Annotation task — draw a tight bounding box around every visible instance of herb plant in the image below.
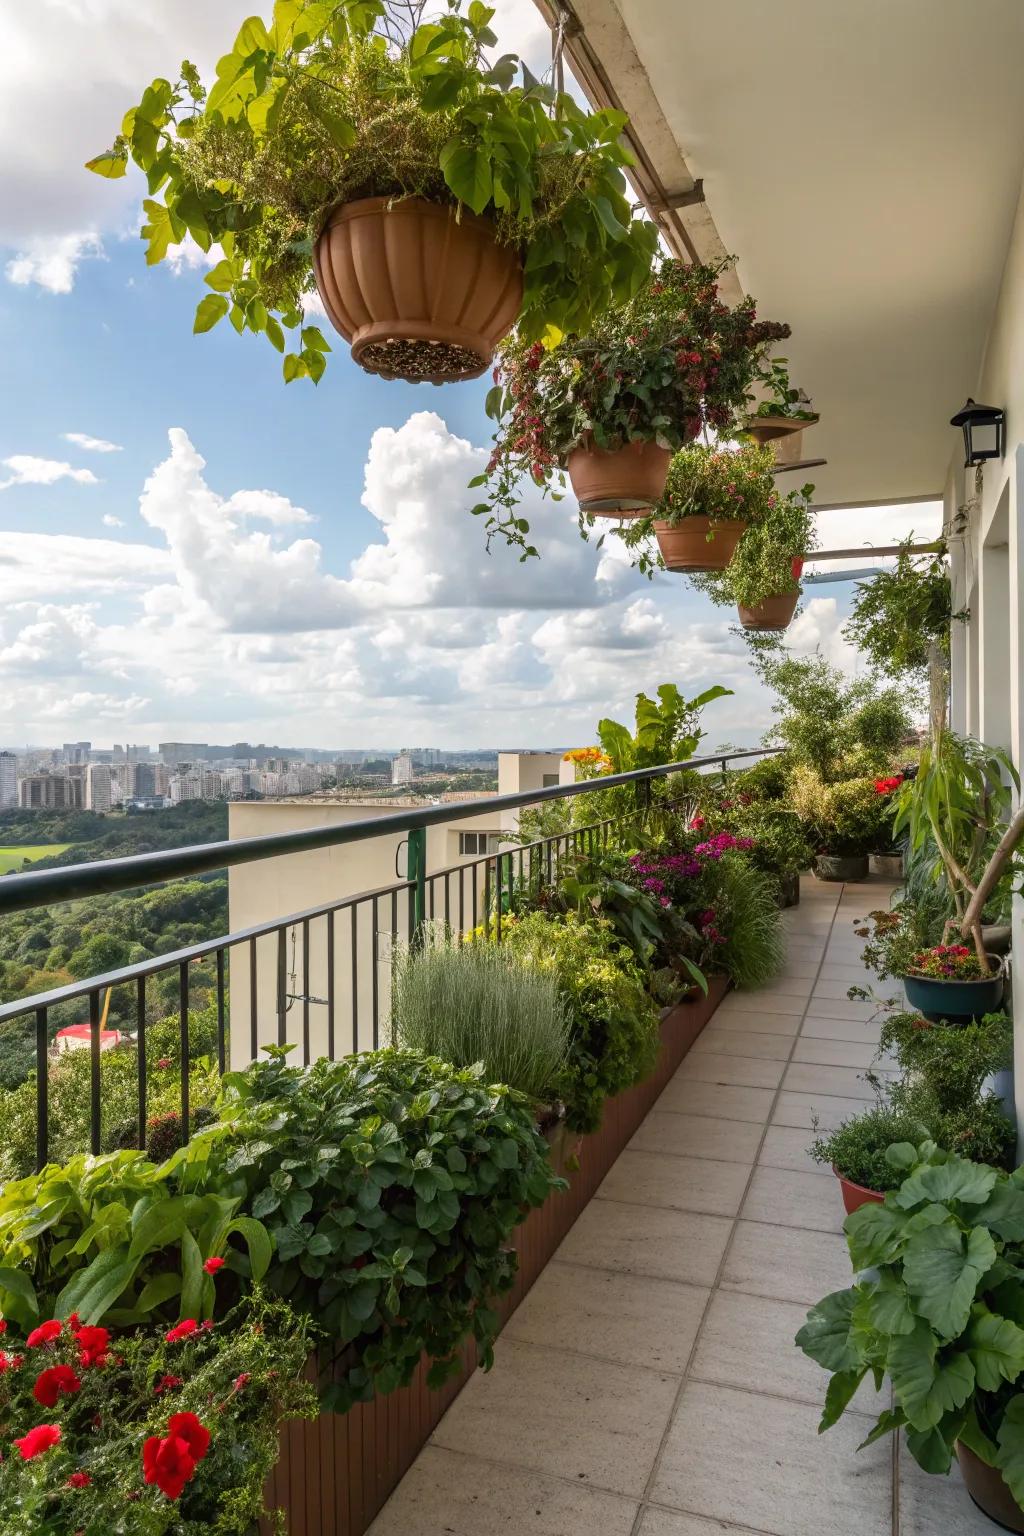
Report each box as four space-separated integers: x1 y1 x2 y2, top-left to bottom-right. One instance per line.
797 1144 1024 1494
810 1105 931 1192
748 356 816 420
687 480 816 610
88 0 658 381
390 930 570 1101
878 1010 1012 1115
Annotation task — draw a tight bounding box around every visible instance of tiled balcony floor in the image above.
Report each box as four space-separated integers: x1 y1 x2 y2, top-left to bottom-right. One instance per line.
368 878 993 1536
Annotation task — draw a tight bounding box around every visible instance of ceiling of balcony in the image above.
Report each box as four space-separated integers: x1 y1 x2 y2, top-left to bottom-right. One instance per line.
545 0 1024 510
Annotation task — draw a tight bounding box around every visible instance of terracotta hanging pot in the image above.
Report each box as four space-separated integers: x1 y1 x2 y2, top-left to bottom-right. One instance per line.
313 196 523 384
567 438 674 516
736 556 804 631
746 414 818 446
655 516 746 571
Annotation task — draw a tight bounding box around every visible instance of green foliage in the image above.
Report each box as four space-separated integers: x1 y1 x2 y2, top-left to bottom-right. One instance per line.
0 1296 316 1535
810 1105 932 1192
755 652 913 778
796 1144 1024 1497
89 1 658 380
0 1147 271 1330
878 1012 1012 1114
690 481 817 611
852 901 940 982
656 440 781 529
204 1048 560 1407
391 930 570 1102
790 766 892 856
597 682 732 772
707 851 786 990
844 541 966 680
748 355 816 420
503 912 660 1133
479 259 788 551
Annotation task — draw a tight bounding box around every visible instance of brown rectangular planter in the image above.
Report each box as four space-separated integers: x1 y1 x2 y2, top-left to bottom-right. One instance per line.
261 979 727 1535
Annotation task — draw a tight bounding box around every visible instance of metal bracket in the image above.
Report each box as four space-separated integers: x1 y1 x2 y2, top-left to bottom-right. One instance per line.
651 180 706 213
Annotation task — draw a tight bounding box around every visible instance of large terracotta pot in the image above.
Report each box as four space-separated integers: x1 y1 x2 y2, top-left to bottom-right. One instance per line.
737 589 800 631
957 1442 1024 1532
313 196 523 384
656 516 746 571
568 439 673 516
833 1168 885 1216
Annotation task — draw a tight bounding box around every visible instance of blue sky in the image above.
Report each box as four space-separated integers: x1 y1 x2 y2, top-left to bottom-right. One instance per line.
0 0 936 753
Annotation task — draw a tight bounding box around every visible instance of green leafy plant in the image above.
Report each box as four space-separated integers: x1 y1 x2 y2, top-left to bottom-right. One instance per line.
0 1295 315 1535
652 440 780 532
878 1010 1012 1116
687 481 816 612
810 1104 931 1192
790 766 892 857
502 912 660 1133
204 1048 560 1408
597 682 733 773
748 355 816 420
477 259 789 551
87 0 658 382
704 849 786 989
0 1151 273 1331
755 652 912 778
797 1144 1024 1494
390 928 570 1101
851 901 938 982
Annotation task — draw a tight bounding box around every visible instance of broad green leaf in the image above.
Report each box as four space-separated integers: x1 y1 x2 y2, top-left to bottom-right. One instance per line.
885 1142 919 1171
592 195 627 242
795 1288 861 1373
960 1403 999 1465
265 316 285 352
225 1216 272 1281
997 1395 1024 1508
234 15 272 53
889 1319 975 1430
906 1419 959 1474
302 346 327 383
56 1246 136 1326
141 199 179 265
85 151 127 179
861 1272 915 1336
973 1179 1024 1241
904 1221 997 1340
137 1272 182 1312
179 1227 205 1320
966 1308 1024 1391
301 325 331 353
0 1266 39 1321
818 1367 866 1432
194 294 230 333
128 1195 208 1262
283 354 308 383
857 1407 907 1450
895 1155 998 1211
204 259 238 294
845 1201 908 1270
439 139 493 215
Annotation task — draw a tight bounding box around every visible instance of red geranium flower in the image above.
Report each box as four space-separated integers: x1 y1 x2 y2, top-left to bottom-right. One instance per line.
14 1424 61 1460
67 1471 91 1489
202 1257 225 1275
167 1412 210 1463
26 1320 62 1348
0 1319 7 1334
165 1319 199 1344
33 1363 82 1408
155 1374 184 1395
75 1325 110 1369
142 1412 210 1501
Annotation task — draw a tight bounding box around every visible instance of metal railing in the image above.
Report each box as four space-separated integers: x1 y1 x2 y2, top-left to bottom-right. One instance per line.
0 748 776 1173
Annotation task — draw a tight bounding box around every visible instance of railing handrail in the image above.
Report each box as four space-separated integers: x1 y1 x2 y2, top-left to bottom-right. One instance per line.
0 747 775 917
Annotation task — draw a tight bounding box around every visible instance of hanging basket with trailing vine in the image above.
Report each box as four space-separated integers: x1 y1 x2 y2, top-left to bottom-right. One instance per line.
87 0 659 386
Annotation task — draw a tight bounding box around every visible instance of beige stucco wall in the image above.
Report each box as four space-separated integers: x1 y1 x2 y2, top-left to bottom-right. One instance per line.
226 754 565 1068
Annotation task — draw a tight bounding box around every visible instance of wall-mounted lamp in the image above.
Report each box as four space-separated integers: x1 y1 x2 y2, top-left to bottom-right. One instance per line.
950 398 1005 467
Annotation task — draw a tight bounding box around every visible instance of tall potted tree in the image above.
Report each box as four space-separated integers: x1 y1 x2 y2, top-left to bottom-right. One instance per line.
87 1 659 385
474 259 790 547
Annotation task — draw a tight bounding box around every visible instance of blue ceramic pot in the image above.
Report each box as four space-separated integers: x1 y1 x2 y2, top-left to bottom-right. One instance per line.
903 970 1005 1025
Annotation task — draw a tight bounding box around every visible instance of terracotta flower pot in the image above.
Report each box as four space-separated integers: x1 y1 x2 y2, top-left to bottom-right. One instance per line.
568 439 674 516
737 589 800 631
655 516 746 571
746 414 816 446
313 196 523 384
833 1168 885 1216
957 1442 1024 1532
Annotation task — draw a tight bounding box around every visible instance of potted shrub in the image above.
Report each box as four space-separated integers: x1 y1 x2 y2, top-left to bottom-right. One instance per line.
790 766 889 881
684 478 816 628
475 260 789 546
650 441 780 572
744 356 819 462
87 3 660 385
809 1104 928 1214
867 771 906 877
797 1143 1024 1533
903 944 1005 1024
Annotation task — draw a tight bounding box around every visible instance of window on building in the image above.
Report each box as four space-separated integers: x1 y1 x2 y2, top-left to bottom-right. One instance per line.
458 832 501 857
541 773 559 787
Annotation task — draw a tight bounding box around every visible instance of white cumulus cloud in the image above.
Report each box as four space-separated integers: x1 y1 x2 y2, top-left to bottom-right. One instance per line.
0 455 100 490
5 231 104 293
65 432 123 453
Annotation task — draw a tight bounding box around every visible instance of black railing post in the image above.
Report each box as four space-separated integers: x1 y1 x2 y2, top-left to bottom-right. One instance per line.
407 827 427 946
35 1007 48 1172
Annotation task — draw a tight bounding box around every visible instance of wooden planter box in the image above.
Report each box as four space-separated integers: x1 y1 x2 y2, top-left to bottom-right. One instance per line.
262 979 727 1535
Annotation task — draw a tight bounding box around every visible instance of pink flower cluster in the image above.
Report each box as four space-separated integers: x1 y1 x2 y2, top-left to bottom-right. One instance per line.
693 833 755 861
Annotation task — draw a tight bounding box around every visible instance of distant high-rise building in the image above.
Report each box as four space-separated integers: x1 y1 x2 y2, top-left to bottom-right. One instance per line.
62 741 91 765
0 751 17 808
159 742 208 768
18 771 71 810
85 763 114 813
391 752 415 786
133 762 158 797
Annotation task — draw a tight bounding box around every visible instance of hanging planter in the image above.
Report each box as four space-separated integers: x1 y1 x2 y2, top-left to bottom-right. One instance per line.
745 359 818 457
87 5 660 390
567 437 685 517
746 415 809 447
313 198 523 384
736 557 804 631
656 516 746 572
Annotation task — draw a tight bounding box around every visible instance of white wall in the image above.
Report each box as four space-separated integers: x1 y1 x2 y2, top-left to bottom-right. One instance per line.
947 166 1024 1141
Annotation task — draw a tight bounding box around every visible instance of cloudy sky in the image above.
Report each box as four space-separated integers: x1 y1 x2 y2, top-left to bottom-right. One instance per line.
0 0 940 752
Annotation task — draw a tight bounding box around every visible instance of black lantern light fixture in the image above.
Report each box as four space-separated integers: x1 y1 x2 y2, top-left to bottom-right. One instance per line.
950 398 1005 467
